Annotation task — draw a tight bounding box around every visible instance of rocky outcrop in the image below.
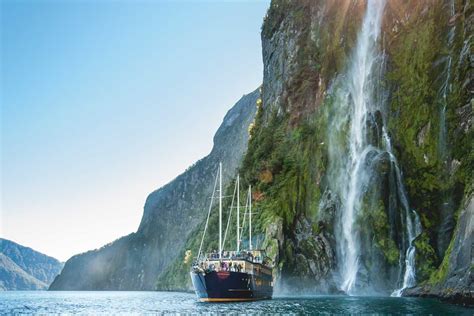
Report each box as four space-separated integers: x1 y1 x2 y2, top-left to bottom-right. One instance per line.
0 239 63 290
396 0 473 305
277 216 338 294
261 0 364 123
404 194 473 305
438 195 473 303
49 88 259 290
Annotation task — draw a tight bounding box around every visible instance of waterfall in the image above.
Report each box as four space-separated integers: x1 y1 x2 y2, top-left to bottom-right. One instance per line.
436 0 457 258
391 211 422 297
388 129 422 296
438 0 456 160
326 0 386 294
342 0 386 294
325 0 421 295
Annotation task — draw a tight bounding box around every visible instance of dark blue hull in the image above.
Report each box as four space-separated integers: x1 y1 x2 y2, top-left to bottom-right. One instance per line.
190 270 273 302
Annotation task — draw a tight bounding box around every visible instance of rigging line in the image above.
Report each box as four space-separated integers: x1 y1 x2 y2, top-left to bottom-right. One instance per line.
208 195 234 199
222 178 237 250
197 168 219 259
239 189 250 246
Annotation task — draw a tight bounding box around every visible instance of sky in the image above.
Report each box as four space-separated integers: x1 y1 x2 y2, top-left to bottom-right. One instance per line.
1 0 269 261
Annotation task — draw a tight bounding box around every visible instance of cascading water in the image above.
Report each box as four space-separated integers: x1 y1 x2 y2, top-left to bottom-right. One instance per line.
325 0 421 295
328 0 387 294
436 0 457 257
386 131 422 297
439 0 456 159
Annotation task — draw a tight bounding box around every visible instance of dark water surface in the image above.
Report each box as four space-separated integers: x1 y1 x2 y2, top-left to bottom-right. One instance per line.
0 291 471 314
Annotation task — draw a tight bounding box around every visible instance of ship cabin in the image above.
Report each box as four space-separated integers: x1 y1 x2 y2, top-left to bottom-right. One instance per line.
195 250 272 277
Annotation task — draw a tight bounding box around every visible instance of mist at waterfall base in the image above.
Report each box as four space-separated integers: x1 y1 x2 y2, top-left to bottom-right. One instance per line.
322 0 421 296
1 292 471 314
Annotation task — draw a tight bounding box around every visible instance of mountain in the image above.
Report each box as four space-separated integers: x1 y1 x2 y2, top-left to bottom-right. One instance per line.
49 88 259 290
159 0 473 304
0 238 63 290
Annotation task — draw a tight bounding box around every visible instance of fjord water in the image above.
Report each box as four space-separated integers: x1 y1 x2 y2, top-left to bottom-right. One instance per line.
0 291 471 314
326 0 420 295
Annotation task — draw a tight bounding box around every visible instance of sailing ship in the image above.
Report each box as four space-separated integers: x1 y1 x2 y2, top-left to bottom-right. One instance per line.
190 163 273 302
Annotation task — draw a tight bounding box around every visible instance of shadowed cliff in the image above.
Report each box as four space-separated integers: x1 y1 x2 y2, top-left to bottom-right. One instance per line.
49 88 259 290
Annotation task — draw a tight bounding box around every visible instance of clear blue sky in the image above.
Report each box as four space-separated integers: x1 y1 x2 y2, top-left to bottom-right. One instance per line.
1 0 269 261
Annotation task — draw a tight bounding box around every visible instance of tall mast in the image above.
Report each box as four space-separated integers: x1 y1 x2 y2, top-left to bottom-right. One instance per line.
236 175 240 252
249 185 252 250
219 162 223 259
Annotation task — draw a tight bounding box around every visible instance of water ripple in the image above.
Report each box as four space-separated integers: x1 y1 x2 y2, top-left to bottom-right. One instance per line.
0 292 471 315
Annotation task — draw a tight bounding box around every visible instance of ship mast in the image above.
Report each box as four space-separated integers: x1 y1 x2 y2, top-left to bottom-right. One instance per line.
219 162 223 259
236 175 240 252
249 184 252 250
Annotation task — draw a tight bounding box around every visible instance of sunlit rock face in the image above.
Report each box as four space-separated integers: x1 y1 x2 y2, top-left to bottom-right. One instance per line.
49 89 258 291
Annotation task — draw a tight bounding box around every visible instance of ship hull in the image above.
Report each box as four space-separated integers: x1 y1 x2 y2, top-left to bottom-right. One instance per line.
190 270 272 302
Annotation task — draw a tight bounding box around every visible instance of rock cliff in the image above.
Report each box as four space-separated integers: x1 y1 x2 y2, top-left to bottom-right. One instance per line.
254 0 472 303
163 0 472 304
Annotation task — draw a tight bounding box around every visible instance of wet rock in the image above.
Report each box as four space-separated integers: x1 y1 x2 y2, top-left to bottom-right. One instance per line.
264 216 283 266
366 110 384 147
317 189 339 231
449 159 461 176
404 195 474 306
278 215 337 294
373 151 391 175
456 103 472 134
417 122 431 146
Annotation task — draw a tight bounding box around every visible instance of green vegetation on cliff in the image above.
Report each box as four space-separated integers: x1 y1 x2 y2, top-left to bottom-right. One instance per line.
157 1 472 297
386 0 473 283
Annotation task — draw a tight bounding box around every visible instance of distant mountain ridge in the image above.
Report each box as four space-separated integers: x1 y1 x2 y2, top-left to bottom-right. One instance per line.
0 238 63 290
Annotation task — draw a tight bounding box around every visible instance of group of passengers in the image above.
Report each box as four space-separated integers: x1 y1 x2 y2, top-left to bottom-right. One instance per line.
208 250 261 263
204 261 244 273
220 261 243 272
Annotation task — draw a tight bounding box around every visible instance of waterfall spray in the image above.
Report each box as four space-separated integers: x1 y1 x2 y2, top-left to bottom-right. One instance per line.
325 0 421 295
335 0 386 294
387 130 422 296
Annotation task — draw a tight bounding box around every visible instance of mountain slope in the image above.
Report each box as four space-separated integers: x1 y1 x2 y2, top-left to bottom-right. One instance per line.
0 254 47 290
0 239 63 290
49 88 259 290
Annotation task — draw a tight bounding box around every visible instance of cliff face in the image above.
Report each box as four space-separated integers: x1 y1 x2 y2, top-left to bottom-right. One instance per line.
0 239 63 290
49 89 258 290
160 0 472 301
242 0 472 302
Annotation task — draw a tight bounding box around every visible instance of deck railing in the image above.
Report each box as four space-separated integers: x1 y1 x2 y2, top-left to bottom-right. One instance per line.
199 250 268 264
192 249 273 275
